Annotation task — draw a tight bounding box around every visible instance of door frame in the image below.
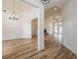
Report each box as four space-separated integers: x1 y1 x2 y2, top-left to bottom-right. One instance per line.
23 0 44 50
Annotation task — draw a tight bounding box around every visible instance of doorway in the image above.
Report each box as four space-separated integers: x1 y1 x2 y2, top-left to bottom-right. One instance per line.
32 18 38 38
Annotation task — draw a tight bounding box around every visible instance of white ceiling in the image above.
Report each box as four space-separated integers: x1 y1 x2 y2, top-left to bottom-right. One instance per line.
3 0 69 12
43 0 69 10
2 0 37 12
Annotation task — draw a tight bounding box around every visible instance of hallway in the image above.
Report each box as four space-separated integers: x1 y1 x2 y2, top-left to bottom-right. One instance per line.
3 35 76 59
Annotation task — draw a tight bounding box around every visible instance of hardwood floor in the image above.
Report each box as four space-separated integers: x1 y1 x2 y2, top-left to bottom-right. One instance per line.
2 35 77 59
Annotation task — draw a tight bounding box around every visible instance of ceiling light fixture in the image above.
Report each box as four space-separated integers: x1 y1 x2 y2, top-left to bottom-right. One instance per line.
9 0 18 20
54 7 57 10
41 0 50 5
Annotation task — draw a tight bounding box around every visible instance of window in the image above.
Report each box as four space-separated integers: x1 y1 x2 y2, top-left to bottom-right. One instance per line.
59 26 62 33
54 22 58 33
59 22 62 25
53 21 63 43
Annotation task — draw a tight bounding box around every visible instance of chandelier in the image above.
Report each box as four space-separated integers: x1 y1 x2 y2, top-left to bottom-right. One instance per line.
9 0 18 20
49 15 63 22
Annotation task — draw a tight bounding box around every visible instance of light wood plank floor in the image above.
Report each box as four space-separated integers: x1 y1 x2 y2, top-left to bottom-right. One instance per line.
2 35 77 59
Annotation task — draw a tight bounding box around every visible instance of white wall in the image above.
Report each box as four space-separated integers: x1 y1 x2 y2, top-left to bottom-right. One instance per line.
2 0 23 40
22 2 38 38
2 12 23 40
2 0 37 40
62 0 77 54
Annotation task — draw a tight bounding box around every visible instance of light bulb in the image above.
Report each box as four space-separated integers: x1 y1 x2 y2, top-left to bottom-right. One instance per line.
54 7 57 10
